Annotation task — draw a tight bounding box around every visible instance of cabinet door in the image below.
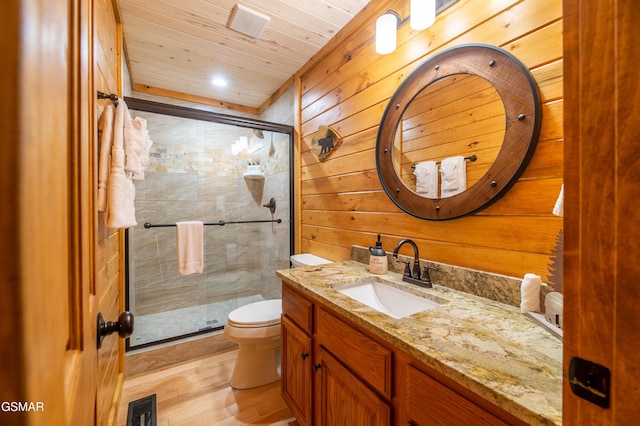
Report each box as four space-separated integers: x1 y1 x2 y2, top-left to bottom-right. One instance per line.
316 347 391 426
282 315 313 426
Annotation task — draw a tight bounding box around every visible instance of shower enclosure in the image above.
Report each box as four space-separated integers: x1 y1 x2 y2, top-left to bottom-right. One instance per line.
124 98 292 349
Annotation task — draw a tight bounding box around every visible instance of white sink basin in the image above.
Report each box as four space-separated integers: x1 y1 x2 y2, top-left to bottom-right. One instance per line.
337 281 441 319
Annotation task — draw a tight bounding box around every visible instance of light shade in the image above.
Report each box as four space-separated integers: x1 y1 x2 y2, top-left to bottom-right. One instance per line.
375 13 398 54
410 0 436 30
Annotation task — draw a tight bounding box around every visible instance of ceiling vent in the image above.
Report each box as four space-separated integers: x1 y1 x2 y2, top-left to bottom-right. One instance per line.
227 4 271 39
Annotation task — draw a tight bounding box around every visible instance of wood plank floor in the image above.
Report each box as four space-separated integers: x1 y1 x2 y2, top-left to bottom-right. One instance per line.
116 348 299 425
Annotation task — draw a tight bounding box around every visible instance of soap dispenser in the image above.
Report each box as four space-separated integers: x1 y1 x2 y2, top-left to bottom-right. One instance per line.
369 234 388 274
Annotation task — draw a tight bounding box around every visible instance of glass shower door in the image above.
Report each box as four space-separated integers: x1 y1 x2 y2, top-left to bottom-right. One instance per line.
124 102 292 350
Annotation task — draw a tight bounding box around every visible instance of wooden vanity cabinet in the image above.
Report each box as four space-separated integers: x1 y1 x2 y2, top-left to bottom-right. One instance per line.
281 280 527 426
282 283 392 426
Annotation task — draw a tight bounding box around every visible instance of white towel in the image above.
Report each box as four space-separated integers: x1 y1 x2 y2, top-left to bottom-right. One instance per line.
413 161 438 197
105 100 137 228
552 184 564 217
97 103 115 212
105 158 137 228
124 110 153 180
520 273 542 313
176 221 204 275
440 156 467 198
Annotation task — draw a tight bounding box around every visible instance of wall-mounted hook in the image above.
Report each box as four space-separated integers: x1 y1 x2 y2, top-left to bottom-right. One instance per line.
97 91 119 104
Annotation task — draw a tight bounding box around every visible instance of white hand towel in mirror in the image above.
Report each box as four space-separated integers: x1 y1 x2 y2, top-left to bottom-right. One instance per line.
413 161 438 198
176 221 204 275
440 156 467 198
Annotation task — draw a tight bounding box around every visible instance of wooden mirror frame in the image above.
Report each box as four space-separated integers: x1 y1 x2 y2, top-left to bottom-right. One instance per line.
376 44 542 220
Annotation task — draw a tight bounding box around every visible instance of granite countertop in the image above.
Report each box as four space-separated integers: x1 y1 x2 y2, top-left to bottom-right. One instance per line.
276 260 562 426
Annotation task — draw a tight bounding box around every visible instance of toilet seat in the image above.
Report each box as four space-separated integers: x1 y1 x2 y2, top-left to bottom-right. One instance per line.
227 299 281 328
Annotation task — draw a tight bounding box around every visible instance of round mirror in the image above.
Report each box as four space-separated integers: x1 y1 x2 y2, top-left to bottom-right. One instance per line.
376 44 541 220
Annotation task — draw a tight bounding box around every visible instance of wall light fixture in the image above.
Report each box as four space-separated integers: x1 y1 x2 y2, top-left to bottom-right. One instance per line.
411 0 436 30
375 0 457 54
375 12 399 55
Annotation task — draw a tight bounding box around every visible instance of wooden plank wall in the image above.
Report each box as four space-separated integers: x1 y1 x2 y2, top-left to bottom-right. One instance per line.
94 0 124 424
298 0 563 280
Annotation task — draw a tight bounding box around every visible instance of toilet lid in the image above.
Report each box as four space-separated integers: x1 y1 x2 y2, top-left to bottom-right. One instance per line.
227 299 282 328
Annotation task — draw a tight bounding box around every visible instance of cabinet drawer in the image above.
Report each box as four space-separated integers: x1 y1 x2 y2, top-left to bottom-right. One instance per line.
282 283 314 334
406 365 507 426
317 308 392 398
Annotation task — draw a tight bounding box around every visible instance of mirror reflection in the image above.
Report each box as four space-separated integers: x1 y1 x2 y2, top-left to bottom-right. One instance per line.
393 74 506 198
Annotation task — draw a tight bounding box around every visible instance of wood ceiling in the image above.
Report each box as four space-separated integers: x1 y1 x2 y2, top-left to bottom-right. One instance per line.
119 0 373 112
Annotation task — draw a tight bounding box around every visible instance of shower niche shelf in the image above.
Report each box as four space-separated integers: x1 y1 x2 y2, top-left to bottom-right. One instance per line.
243 164 264 179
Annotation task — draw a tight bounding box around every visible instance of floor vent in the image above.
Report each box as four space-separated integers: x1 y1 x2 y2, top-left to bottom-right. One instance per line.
126 394 157 426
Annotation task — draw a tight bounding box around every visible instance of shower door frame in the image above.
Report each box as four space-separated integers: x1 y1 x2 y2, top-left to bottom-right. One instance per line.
123 97 294 351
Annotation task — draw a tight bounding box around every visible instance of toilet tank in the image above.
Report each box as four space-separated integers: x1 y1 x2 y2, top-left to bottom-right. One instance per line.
290 253 332 268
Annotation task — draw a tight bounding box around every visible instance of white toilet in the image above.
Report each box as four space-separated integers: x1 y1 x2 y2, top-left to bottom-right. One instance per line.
224 299 282 389
224 254 331 389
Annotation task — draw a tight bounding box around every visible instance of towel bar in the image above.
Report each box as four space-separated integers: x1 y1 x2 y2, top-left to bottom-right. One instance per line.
144 219 282 228
411 154 477 169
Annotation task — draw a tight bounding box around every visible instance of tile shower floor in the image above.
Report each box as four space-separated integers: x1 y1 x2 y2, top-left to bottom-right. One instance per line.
130 295 265 347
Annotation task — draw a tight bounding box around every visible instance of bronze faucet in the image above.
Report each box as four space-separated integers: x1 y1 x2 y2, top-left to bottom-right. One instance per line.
392 239 438 288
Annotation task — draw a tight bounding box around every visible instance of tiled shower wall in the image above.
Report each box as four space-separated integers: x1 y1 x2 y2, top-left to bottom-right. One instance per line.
127 111 291 318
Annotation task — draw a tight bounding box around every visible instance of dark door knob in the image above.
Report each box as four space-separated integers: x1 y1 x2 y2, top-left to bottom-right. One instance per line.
97 311 134 349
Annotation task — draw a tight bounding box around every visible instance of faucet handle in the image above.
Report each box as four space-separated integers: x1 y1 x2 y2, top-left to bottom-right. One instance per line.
402 261 412 277
422 264 439 284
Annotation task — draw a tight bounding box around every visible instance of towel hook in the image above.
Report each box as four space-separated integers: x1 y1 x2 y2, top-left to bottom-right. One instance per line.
97 91 119 104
